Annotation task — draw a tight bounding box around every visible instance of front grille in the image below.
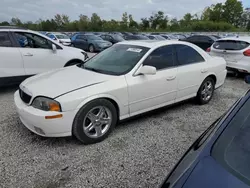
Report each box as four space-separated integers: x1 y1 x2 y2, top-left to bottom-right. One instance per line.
19 89 32 104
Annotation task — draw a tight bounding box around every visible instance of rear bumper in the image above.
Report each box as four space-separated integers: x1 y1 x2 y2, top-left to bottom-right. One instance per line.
227 60 250 73
215 69 227 89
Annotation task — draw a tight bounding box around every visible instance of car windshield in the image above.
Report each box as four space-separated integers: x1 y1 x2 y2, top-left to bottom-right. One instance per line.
136 35 149 40
55 34 69 39
82 44 149 75
86 35 103 40
212 97 250 186
113 35 124 41
155 35 166 40
213 40 249 50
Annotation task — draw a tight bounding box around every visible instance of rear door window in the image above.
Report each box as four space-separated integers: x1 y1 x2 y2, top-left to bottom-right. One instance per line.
213 40 249 50
174 44 205 65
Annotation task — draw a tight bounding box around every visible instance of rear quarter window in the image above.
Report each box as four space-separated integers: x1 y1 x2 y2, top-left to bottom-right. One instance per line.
213 40 250 50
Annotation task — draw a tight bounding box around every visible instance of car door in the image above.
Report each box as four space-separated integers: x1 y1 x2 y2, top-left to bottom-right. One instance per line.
126 45 178 116
0 31 25 82
13 31 64 75
174 44 206 102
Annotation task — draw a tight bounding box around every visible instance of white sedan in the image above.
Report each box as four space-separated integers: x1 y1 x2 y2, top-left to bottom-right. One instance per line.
14 40 227 144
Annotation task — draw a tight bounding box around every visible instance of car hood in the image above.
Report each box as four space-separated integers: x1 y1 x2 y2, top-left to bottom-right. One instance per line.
20 66 116 98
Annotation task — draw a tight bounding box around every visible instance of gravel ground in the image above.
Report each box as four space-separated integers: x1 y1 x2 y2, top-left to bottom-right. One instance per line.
0 76 249 188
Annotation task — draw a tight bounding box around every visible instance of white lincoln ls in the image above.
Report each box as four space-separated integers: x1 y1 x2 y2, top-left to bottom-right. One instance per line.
14 40 227 144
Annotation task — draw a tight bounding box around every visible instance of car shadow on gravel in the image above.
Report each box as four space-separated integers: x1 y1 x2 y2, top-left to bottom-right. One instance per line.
0 85 19 94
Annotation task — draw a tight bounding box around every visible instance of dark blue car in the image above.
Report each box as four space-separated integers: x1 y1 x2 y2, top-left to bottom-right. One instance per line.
160 77 250 188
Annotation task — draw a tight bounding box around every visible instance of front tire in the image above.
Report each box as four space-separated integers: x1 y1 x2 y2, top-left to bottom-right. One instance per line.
196 77 215 105
72 99 117 144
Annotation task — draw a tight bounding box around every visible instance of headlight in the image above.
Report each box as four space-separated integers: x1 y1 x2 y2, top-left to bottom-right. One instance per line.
32 97 61 112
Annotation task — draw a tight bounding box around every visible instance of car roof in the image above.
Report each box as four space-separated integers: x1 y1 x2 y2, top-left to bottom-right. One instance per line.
216 37 250 43
118 40 190 48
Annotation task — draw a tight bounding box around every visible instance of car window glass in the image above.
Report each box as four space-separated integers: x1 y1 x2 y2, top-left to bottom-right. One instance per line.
15 32 52 49
143 45 175 70
175 44 205 65
187 36 198 41
213 40 250 50
0 32 12 47
83 44 149 75
212 98 250 186
148 36 155 40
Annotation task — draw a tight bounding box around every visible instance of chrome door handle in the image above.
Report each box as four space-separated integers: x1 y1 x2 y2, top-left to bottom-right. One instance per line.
201 69 207 73
24 53 33 56
166 76 176 81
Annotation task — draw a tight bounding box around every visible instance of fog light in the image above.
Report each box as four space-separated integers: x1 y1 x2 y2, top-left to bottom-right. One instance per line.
34 126 45 135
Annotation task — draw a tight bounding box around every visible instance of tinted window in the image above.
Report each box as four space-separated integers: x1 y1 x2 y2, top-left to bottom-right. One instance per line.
85 35 102 40
76 35 86 40
187 36 199 41
0 32 12 47
175 44 205 65
212 98 250 186
148 36 155 40
213 40 249 50
15 32 52 49
143 45 175 70
83 44 149 75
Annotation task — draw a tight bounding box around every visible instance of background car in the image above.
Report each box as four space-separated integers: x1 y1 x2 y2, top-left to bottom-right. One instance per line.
46 32 72 46
0 27 88 87
123 34 149 40
99 34 125 44
160 76 250 188
208 37 250 74
14 40 226 144
71 34 112 52
161 34 179 40
180 35 218 51
147 35 166 40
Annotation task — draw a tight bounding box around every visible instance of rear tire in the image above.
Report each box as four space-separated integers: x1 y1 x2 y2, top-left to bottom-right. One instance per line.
196 77 215 105
72 99 117 144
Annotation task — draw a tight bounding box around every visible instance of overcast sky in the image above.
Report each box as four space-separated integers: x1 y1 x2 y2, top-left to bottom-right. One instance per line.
0 0 249 22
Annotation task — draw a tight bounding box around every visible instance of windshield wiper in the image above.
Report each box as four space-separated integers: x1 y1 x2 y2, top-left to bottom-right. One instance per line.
84 66 105 74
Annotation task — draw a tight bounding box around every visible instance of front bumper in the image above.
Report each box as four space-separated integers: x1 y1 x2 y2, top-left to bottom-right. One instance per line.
14 91 76 137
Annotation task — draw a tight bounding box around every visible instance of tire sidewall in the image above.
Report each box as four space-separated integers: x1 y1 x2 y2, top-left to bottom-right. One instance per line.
73 99 117 144
197 77 215 105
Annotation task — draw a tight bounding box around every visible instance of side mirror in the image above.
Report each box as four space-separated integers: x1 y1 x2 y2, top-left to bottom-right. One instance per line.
137 65 156 75
245 75 250 84
52 44 57 52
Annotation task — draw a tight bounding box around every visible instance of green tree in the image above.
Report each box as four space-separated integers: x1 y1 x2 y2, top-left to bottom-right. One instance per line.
128 14 138 29
222 0 243 27
247 20 250 31
11 17 22 26
140 18 150 30
78 14 89 31
121 12 128 30
90 13 102 31
149 11 168 30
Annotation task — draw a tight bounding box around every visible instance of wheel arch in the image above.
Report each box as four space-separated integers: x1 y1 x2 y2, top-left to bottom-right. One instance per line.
76 94 123 121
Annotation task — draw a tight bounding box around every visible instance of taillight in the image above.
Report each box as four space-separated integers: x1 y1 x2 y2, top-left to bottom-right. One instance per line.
206 47 211 52
243 49 250 56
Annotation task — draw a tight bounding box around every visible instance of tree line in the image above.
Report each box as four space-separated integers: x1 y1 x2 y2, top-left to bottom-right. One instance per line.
1 0 250 32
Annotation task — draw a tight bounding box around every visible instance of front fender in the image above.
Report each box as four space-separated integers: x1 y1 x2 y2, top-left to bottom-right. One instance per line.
75 94 129 120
